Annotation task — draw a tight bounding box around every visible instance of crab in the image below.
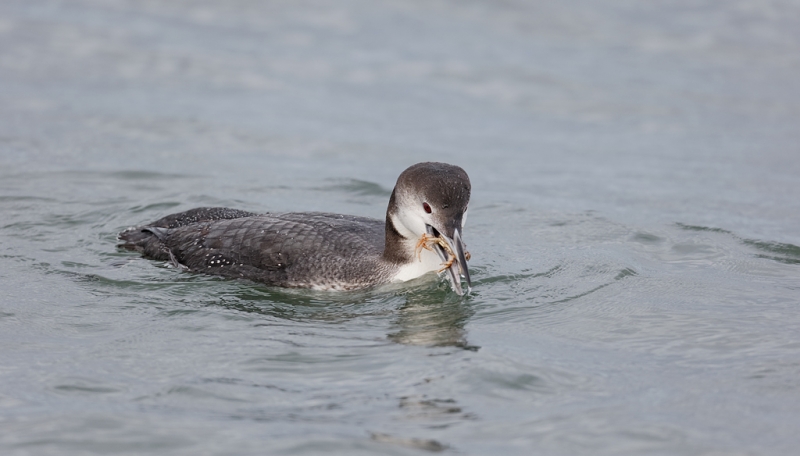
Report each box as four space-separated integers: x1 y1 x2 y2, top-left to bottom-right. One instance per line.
415 233 471 272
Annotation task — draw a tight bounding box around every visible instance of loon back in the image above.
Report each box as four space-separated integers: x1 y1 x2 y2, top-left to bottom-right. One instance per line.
119 208 394 290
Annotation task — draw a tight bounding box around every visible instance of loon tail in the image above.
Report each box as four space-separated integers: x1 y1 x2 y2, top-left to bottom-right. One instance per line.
117 226 172 261
118 207 256 260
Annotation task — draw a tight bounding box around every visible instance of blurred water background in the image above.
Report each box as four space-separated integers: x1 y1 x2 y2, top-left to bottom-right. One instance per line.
1 0 799 454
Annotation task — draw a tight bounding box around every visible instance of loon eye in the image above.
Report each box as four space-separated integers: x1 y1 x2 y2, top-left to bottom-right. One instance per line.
422 202 432 213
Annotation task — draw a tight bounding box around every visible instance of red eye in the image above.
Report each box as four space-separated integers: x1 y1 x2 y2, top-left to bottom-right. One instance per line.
422 202 432 213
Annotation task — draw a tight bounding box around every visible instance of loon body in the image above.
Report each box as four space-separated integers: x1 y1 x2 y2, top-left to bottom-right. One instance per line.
118 162 472 294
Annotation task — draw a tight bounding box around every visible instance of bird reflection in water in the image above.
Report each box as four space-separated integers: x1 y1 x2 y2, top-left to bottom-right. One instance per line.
388 289 477 350
196 281 477 350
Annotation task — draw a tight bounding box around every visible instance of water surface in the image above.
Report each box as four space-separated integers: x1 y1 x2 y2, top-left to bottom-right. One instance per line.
1 1 799 455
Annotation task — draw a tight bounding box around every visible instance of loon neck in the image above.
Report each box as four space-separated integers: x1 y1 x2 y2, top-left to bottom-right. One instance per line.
382 190 415 265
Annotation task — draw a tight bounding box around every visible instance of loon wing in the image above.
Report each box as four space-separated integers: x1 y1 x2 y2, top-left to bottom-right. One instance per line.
120 210 386 288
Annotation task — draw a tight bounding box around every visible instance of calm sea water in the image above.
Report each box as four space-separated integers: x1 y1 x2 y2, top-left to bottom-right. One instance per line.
2 1 799 455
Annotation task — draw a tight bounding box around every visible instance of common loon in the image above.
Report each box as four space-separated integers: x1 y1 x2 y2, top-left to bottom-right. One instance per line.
118 162 472 295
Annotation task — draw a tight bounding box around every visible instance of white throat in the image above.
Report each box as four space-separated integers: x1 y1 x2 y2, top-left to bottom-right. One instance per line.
391 243 443 282
388 213 446 282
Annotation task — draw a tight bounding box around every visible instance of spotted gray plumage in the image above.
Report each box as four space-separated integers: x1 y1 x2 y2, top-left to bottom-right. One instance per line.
118 162 472 294
120 211 394 289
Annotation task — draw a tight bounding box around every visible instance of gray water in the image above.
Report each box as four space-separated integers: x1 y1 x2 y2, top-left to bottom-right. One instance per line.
2 1 799 454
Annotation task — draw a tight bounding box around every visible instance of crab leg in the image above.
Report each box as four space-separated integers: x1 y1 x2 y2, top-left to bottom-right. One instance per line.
416 233 470 270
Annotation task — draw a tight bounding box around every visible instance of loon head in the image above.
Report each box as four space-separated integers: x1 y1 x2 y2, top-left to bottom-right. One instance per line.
386 162 472 295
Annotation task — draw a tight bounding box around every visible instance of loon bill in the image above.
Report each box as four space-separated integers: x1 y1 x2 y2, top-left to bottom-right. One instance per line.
118 162 472 295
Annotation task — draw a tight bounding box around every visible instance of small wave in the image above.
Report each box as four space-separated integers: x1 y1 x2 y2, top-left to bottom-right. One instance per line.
743 239 800 265
677 222 800 266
